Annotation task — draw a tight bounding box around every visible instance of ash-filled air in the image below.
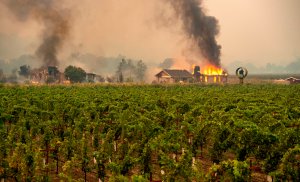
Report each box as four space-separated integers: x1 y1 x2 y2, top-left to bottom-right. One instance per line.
165 0 222 67
0 0 223 77
1 0 71 67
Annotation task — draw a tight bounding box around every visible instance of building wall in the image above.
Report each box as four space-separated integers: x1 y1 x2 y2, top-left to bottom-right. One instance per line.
157 77 174 83
157 76 193 83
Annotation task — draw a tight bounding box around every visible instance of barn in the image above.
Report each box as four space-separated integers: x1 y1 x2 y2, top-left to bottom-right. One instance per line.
285 77 300 84
155 69 193 83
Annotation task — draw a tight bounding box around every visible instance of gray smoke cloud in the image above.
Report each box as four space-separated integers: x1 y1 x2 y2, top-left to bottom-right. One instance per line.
1 0 71 67
166 0 222 67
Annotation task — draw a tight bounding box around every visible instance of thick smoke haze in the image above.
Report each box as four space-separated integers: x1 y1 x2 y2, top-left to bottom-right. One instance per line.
0 0 203 68
1 0 71 67
0 0 299 77
205 0 300 68
165 0 221 67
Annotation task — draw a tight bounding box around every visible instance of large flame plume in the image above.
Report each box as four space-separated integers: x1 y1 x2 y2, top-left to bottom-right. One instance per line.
202 64 223 75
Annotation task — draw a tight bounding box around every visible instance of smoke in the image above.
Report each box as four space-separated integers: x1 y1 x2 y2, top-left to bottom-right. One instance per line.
0 0 222 78
1 0 71 67
165 0 222 67
65 53 123 76
0 54 40 74
159 58 175 69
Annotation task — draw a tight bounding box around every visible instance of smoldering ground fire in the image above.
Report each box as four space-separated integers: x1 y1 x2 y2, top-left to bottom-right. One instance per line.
1 0 71 67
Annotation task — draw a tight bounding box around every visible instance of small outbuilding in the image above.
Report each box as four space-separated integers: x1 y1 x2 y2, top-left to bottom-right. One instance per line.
285 77 300 84
86 73 96 82
155 69 193 83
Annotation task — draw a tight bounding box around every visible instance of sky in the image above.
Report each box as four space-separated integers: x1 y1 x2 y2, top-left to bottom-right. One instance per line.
205 0 300 67
0 0 299 70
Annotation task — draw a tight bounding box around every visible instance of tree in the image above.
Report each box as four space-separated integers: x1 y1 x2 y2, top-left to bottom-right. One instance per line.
64 65 86 83
116 58 147 82
116 59 136 82
0 69 5 83
19 65 31 78
119 72 124 83
286 59 300 73
135 60 147 82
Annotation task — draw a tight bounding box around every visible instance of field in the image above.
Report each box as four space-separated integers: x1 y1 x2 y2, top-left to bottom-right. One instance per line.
227 74 300 84
0 84 299 181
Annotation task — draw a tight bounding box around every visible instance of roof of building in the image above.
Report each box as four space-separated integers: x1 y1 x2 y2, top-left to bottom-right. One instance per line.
285 77 299 81
156 69 193 78
86 73 96 76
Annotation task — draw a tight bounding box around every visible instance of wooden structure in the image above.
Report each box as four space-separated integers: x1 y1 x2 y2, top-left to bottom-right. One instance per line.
155 69 193 83
193 66 228 84
286 77 300 84
202 74 228 83
86 73 96 82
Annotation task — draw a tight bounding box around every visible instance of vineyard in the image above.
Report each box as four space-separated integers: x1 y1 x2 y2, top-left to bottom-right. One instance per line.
0 84 299 181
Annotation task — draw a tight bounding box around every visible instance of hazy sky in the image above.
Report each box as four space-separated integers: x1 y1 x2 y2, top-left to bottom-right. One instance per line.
0 0 299 68
205 0 300 66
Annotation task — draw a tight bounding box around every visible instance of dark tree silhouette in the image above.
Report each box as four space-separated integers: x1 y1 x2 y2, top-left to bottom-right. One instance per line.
64 65 86 83
19 65 31 78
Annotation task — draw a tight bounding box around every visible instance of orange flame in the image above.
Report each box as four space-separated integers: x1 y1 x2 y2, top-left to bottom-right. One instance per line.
202 64 223 75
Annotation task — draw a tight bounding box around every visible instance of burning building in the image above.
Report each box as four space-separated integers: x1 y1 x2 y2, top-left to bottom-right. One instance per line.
30 66 66 84
155 64 227 84
193 65 228 84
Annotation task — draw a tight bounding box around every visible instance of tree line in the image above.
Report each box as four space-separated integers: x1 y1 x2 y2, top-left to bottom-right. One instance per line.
0 58 147 84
